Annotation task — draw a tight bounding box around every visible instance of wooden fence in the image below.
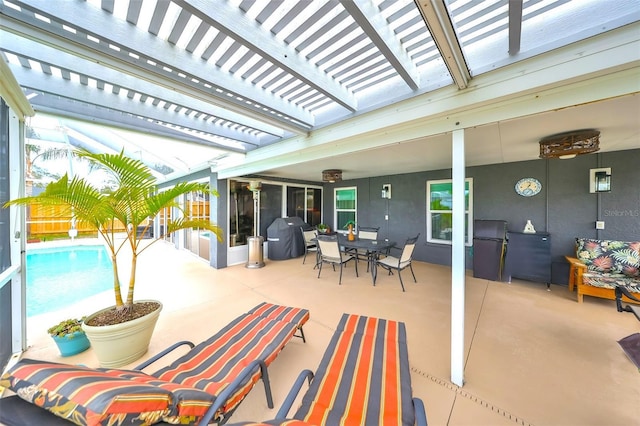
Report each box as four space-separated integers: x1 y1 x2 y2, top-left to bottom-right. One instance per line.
26 204 126 240
26 202 208 240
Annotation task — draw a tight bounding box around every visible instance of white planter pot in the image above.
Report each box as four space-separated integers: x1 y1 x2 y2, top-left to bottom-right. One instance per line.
82 300 162 368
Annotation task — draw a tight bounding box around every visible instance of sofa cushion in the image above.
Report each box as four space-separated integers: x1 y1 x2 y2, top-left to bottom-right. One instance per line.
0 359 171 426
582 272 640 293
576 238 640 277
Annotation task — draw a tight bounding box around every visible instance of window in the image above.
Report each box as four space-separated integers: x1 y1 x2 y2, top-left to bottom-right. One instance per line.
427 179 473 245
229 180 322 249
286 186 322 226
259 183 283 238
229 180 256 247
334 187 356 232
184 188 210 260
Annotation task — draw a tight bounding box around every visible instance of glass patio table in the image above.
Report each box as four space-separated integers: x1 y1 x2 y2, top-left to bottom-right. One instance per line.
337 234 396 284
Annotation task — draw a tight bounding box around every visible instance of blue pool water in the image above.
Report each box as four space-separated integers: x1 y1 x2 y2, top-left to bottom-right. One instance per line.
26 245 113 317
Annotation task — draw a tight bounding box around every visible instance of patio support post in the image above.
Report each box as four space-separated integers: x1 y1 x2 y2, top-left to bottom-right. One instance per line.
451 128 466 386
209 174 227 269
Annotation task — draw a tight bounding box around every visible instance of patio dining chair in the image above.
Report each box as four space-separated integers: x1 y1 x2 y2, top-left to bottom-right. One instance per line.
316 235 358 285
375 234 420 291
354 226 379 271
300 227 318 266
614 285 640 370
615 285 640 322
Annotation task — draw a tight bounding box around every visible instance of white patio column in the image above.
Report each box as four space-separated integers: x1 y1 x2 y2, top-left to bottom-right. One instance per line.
451 128 466 386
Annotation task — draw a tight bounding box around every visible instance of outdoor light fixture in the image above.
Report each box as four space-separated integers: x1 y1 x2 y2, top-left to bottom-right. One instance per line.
590 168 612 193
539 129 600 159
382 183 391 199
322 169 342 183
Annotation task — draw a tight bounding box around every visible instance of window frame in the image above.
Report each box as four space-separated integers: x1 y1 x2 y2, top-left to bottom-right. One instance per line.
333 186 357 233
426 178 473 246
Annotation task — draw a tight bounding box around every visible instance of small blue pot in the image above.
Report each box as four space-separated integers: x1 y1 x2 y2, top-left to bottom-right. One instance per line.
52 331 91 357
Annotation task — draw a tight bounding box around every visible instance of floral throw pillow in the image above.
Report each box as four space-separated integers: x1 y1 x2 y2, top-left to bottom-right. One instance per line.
576 238 640 277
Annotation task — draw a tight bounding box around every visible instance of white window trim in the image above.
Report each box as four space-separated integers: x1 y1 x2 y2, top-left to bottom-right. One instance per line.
334 186 357 233
426 178 473 246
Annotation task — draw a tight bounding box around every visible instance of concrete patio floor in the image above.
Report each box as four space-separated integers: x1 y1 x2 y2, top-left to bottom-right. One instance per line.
17 241 640 425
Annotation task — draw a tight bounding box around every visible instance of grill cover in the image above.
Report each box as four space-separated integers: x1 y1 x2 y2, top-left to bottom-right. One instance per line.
266 217 308 260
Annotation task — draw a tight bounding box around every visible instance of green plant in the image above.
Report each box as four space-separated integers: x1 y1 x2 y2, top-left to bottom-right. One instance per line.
317 223 328 232
343 220 356 230
5 149 223 317
48 318 85 339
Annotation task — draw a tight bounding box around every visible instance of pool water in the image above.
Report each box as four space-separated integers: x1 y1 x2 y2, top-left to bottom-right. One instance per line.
26 245 113 317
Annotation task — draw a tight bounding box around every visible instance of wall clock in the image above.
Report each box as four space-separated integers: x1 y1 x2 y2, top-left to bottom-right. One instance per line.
515 178 542 197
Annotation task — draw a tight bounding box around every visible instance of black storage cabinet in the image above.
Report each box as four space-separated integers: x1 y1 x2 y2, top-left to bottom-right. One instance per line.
472 220 508 281
266 217 307 260
503 231 551 286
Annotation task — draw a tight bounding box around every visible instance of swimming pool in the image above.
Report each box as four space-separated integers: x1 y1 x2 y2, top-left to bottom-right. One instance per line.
26 245 113 317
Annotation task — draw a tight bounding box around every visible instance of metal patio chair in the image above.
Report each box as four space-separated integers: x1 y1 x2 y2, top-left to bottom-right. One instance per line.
375 234 420 291
316 235 358 285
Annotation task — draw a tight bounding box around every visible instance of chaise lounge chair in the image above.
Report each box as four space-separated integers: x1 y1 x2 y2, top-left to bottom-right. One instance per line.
0 302 309 426
228 313 428 426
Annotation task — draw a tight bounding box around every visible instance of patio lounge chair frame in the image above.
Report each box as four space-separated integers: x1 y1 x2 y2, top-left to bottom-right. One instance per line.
230 313 428 426
134 341 275 424
0 303 309 426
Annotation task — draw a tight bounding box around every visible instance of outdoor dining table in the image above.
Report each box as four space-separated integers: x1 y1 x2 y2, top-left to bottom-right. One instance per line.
337 234 396 284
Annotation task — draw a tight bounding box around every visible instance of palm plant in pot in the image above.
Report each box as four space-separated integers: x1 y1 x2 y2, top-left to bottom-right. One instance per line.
5 149 223 367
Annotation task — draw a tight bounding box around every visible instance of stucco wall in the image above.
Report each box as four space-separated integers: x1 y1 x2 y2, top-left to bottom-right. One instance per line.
322 148 640 286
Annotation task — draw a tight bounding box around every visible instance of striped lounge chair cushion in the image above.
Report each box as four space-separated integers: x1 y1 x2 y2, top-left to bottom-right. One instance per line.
152 312 300 420
100 369 214 424
0 359 172 426
248 302 310 328
293 314 415 426
228 422 313 426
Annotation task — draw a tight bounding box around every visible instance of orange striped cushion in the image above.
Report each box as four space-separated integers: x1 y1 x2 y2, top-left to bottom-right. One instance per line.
100 369 214 424
229 422 314 425
1 359 170 426
248 303 310 327
154 313 298 418
294 314 414 426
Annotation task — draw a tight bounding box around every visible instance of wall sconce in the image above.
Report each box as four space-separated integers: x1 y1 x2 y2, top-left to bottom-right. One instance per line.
382 183 391 199
589 168 611 193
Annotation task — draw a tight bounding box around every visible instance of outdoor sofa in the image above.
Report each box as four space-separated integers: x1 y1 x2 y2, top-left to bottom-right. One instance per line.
566 238 640 303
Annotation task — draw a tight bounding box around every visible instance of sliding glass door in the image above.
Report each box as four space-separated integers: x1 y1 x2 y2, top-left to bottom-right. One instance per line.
286 186 321 226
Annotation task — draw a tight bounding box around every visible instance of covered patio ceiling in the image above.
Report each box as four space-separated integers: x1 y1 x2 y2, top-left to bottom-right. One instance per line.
1 0 639 182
